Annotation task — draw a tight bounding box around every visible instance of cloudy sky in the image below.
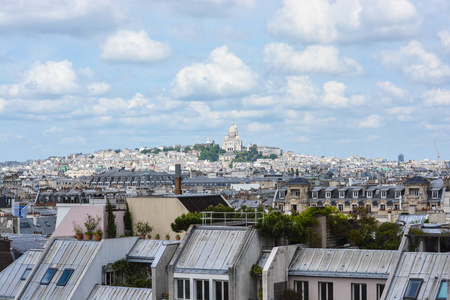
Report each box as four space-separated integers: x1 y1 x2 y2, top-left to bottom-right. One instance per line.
1 0 450 162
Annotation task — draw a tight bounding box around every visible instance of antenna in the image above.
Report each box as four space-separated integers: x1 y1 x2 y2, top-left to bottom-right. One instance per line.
435 139 440 164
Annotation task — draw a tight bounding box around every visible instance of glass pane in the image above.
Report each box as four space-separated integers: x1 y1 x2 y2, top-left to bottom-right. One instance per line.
21 268 31 280
437 281 447 299
224 282 228 300
329 283 333 300
362 284 366 300
204 281 209 300
196 280 203 300
178 280 184 298
405 280 421 298
216 282 222 300
57 269 73 286
41 268 56 284
185 280 190 299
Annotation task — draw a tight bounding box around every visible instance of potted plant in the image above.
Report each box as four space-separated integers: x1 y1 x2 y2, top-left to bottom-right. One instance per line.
165 234 170 240
94 229 103 241
135 221 153 239
147 234 152 239
155 233 160 240
175 234 181 241
73 221 83 240
84 214 101 241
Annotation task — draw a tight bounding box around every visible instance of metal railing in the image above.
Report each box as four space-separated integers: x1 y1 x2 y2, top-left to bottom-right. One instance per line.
201 211 264 227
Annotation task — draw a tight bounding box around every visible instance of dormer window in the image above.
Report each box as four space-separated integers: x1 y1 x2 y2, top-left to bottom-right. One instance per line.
395 191 401 198
433 191 439 199
381 191 387 198
410 188 419 196
367 191 372 198
312 192 318 199
339 191 345 198
353 191 358 198
279 191 285 199
325 192 331 198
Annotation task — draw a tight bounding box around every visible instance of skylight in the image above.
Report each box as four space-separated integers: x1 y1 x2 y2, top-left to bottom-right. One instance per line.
40 268 57 285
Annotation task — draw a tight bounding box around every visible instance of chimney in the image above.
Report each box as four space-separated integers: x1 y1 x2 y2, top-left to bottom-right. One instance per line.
175 164 182 195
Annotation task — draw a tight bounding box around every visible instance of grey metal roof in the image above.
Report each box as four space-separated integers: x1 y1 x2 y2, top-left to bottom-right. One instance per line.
1 234 48 255
0 249 42 299
397 214 427 225
384 252 450 300
20 240 102 300
127 240 174 263
174 226 248 274
87 285 152 300
288 248 396 279
20 217 56 236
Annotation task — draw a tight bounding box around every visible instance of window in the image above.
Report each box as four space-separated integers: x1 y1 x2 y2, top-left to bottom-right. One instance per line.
339 191 345 198
365 205 371 212
367 191 372 198
352 283 367 300
410 189 419 196
381 191 387 198
433 191 439 199
177 279 190 299
278 205 284 212
395 191 401 198
294 281 309 300
353 191 359 198
292 189 300 197
21 268 32 280
326 192 331 198
279 191 285 199
291 205 298 212
436 280 447 300
57 269 74 286
380 204 386 211
404 279 422 299
338 204 343 212
394 205 399 211
40 268 57 285
377 284 385 300
312 192 318 199
195 280 209 300
352 204 357 212
318 282 333 300
215 281 228 300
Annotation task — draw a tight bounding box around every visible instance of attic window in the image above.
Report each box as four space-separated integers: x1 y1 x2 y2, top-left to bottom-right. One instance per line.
21 268 32 280
339 191 345 198
436 280 447 300
325 192 331 198
404 279 422 299
433 191 439 199
381 191 387 198
40 268 57 285
57 269 74 286
367 191 373 198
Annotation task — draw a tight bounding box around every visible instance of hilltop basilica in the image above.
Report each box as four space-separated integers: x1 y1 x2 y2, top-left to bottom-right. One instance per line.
222 122 243 152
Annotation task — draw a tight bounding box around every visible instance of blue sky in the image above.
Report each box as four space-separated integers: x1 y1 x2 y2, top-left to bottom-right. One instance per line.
1 0 450 162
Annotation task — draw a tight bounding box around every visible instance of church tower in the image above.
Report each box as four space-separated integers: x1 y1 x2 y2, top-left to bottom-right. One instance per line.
222 122 243 152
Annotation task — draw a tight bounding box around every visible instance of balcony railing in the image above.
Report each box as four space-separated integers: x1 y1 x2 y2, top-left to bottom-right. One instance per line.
201 211 265 227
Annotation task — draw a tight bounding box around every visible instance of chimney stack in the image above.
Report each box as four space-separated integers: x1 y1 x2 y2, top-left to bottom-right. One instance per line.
175 164 182 195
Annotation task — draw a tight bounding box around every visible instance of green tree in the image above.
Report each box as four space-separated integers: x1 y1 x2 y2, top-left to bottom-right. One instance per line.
171 212 202 233
124 201 133 236
106 199 117 238
375 222 403 250
348 207 378 248
257 212 304 245
268 154 278 160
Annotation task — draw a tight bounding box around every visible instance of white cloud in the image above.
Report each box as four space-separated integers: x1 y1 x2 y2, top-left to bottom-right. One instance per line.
263 43 363 75
242 95 277 107
0 60 79 97
386 106 415 115
377 41 450 83
376 81 406 98
323 81 366 108
358 115 381 128
87 82 111 96
101 30 173 63
267 0 418 43
43 126 64 135
247 122 272 132
423 88 450 106
438 30 450 50
171 46 257 99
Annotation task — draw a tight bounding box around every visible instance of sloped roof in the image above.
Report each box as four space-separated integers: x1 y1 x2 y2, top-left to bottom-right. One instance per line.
286 178 310 186
87 285 152 300
1 234 48 255
403 176 429 185
175 195 229 213
174 226 249 274
289 248 396 279
127 240 176 263
0 249 42 299
384 252 450 299
19 240 102 300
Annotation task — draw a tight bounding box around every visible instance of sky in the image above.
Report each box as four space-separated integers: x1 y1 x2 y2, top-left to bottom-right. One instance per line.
1 0 450 162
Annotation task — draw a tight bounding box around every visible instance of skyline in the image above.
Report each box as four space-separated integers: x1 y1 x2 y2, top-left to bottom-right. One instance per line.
1 0 450 162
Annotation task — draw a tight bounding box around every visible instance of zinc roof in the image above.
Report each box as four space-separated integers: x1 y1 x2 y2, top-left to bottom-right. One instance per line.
127 240 173 262
384 252 450 299
20 240 102 300
87 285 152 300
174 226 248 274
289 248 396 279
0 249 42 299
